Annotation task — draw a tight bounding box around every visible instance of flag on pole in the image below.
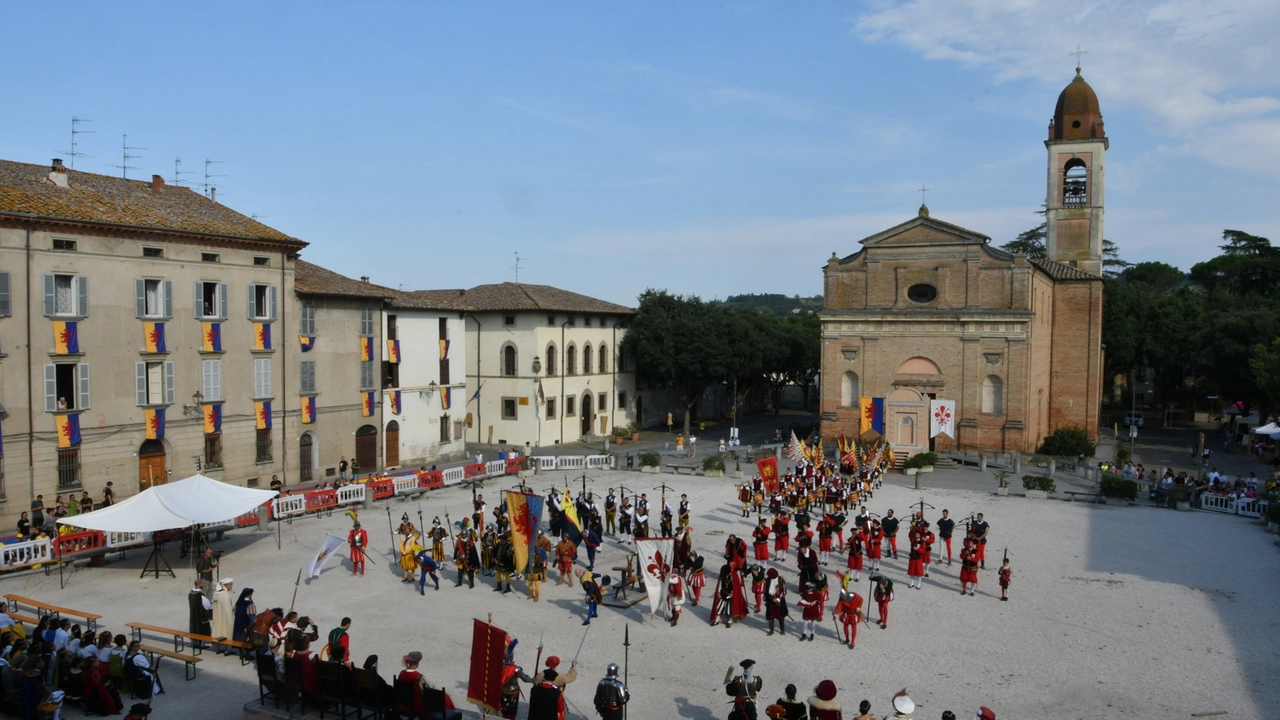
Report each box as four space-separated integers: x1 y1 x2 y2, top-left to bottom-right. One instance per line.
506 491 544 574
144 322 166 353
756 456 779 493
203 404 222 434
930 399 956 438
145 407 165 440
467 383 482 405
301 396 317 424
635 536 675 615
56 413 81 448
254 322 272 351
255 401 272 430
386 339 401 364
360 336 374 362
388 389 401 415
536 381 546 407
53 321 79 354
466 618 506 715
202 322 222 352
307 534 348 578
560 487 582 546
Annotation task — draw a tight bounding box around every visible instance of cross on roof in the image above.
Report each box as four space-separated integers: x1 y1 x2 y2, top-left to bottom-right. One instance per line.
919 184 929 205
1070 45 1088 72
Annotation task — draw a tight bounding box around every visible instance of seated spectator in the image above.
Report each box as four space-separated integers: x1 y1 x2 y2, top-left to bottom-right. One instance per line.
83 655 122 715
397 651 456 714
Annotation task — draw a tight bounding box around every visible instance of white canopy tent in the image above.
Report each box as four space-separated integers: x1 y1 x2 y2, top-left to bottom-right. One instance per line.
1253 422 1280 437
58 473 278 533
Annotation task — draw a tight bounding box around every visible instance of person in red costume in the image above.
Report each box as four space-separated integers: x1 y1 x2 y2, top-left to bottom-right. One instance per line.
833 588 864 649
772 511 791 562
752 519 771 561
796 580 824 642
807 679 843 720
872 575 894 629
710 563 749 628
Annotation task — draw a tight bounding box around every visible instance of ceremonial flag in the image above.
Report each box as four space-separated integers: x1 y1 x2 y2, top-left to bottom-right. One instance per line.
466 618 506 715
143 322 166 353
299 335 316 352
55 413 81 448
441 387 452 410
387 339 401 364
202 322 222 352
560 486 583 546
930 399 956 439
388 389 401 415
254 322 272 351
506 491 544 574
756 456 780 493
360 336 373 362
145 407 165 440
361 391 375 417
301 396 317 424
859 397 885 435
307 534 348 578
467 383 482 405
53 321 79 354
439 339 450 360
256 400 272 430
536 381 545 407
635 536 675 615
785 431 803 463
203 404 222 434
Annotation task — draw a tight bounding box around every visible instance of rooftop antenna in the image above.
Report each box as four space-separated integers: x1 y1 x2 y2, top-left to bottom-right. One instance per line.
1070 45 1088 73
108 134 144 179
203 159 225 199
173 157 194 186
62 117 94 169
512 251 522 283
250 213 268 220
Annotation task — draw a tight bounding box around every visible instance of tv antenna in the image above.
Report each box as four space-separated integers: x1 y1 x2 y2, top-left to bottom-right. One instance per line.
173 157 194 186
512 252 522 283
251 213 269 220
109 134 144 179
203 159 225 199
61 117 94 169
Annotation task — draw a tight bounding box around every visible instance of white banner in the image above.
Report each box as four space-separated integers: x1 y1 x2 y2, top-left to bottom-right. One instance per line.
307 534 348 578
930 399 956 439
634 537 675 616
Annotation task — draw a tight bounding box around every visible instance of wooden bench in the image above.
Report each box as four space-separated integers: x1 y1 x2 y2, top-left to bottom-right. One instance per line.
128 621 253 664
138 643 202 681
1063 491 1102 503
4 594 102 631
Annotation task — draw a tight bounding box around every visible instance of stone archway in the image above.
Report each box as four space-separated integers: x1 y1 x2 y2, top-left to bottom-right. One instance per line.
887 387 926 451
139 439 167 491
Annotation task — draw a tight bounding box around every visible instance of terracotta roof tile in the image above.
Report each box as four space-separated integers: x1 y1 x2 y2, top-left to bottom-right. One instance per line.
0 159 303 245
1029 257 1101 281
295 260 470 311
414 282 634 315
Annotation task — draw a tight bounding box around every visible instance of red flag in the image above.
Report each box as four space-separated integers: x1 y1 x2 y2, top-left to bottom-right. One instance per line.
466 618 505 714
756 456 780 493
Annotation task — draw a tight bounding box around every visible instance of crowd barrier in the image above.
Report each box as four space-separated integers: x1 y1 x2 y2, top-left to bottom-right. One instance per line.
392 475 422 496
337 484 366 506
586 455 614 470
534 456 557 471
0 537 54 571
442 467 465 486
557 456 585 470
106 531 151 548
1199 494 1271 519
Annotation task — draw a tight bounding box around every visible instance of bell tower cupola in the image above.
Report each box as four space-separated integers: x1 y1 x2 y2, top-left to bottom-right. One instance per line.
1045 66 1107 276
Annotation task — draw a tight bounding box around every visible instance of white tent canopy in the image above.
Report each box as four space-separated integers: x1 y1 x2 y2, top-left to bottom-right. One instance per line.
58 473 278 533
1254 422 1280 437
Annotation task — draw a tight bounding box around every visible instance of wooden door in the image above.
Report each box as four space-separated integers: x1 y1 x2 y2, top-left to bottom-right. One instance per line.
355 425 378 475
581 393 593 436
385 421 400 468
139 440 166 490
298 434 314 484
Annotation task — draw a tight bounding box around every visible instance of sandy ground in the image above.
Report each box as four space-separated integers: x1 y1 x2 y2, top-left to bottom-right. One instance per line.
7 467 1279 720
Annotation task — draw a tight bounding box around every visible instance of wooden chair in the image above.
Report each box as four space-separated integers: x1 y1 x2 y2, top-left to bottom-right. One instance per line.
315 660 355 719
421 687 462 720
393 677 418 718
283 656 309 714
255 653 281 709
351 668 396 720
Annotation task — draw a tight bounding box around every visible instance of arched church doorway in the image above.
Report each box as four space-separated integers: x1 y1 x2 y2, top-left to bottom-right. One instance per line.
139 439 166 491
355 425 378 476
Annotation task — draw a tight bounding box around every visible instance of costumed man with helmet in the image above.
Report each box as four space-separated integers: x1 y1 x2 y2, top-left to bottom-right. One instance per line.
414 544 440 593
833 584 864 649
494 532 516 594
498 637 535 720
347 520 368 576
453 521 480 588
398 522 423 584
592 663 629 720
428 516 450 563
724 659 763 720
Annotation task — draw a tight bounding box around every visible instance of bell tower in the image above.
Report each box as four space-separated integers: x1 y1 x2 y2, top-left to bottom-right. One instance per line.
1045 66 1107 276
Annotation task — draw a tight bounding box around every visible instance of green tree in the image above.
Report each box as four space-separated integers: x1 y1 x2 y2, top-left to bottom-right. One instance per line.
1249 337 1280 425
1190 230 1280 298
1000 220 1046 257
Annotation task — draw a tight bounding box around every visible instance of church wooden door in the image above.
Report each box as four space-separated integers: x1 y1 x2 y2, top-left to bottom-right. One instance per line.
138 440 166 490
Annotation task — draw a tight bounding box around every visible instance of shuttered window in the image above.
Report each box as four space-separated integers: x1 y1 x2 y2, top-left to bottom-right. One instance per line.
247 284 278 321
359 360 375 391
300 361 317 394
202 359 222 401
254 358 272 399
360 308 375 336
300 303 316 336
43 274 88 318
135 279 173 319
194 282 228 320
135 361 176 405
0 271 10 317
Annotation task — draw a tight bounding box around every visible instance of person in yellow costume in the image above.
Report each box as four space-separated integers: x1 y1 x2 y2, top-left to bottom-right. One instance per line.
399 523 423 583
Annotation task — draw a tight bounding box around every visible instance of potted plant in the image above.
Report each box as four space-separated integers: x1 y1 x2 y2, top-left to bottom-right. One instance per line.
628 422 642 442
993 470 1011 496
639 452 661 474
612 427 627 445
518 456 536 479
1021 474 1056 499
903 452 936 476
1100 475 1137 505
702 456 726 477
733 451 744 479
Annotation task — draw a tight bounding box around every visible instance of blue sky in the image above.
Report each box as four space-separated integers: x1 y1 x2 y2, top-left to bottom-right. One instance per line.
4 2 1277 306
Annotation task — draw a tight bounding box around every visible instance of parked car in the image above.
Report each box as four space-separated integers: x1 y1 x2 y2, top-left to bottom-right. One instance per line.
1123 411 1145 428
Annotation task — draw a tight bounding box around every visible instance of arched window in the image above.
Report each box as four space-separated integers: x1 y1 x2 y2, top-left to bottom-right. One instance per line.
598 343 609 373
545 344 557 375
502 345 517 377
583 345 593 374
566 345 577 375
841 372 859 408
1064 158 1087 207
982 375 1003 414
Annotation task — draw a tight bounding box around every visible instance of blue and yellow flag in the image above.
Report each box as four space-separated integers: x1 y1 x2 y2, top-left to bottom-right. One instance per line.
56 414 81 448
387 339 401 364
202 322 222 353
144 322 166 353
203 404 222 434
254 323 272 351
361 391 375 417
560 486 583 546
506 491 545 574
145 407 165 440
360 337 373 362
859 397 885 435
299 335 316 352
439 339 450 360
255 400 272 430
441 387 452 410
388 389 401 415
301 396 317 424
53 321 79 354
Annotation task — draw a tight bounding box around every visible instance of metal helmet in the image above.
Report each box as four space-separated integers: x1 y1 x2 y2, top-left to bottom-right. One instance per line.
606 663 619 678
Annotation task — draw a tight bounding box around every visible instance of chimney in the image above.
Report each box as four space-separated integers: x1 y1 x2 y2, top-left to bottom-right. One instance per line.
48 159 70 188
360 276 370 283
151 174 165 193
51 158 66 172
210 186 217 203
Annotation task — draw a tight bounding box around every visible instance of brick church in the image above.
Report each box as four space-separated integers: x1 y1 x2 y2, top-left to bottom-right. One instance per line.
819 69 1106 454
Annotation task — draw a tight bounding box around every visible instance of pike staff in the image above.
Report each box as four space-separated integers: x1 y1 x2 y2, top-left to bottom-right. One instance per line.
622 624 631 720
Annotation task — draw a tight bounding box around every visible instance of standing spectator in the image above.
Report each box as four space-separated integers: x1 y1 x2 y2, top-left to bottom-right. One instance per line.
16 512 30 539
30 495 45 531
101 482 115 507
688 435 697 457
338 457 349 481
350 457 361 478
197 549 218 597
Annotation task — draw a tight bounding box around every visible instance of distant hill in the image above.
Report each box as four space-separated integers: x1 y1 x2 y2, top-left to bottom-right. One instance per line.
721 293 823 315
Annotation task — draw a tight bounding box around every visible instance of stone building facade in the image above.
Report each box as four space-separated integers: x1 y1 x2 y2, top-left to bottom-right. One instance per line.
819 71 1107 455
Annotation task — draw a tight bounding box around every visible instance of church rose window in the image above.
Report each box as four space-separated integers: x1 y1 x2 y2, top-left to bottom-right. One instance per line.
907 284 937 303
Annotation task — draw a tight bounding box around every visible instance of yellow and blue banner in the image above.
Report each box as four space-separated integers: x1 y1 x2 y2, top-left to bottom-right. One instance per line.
441 387 452 410
360 336 374 362
202 322 222 352
388 389 401 415
301 396 317 424
560 486 583 546
387 339 401 364
506 491 545 574
256 400 272 430
56 413 81 448
439 339 450 360
145 407 165 440
254 323 272 351
859 396 885 435
361 391 375 417
299 335 316 352
203 404 222 434
53 321 79 354
144 322 166 353
468 383 482 405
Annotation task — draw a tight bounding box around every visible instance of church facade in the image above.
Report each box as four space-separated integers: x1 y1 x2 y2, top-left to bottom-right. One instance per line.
819 70 1107 455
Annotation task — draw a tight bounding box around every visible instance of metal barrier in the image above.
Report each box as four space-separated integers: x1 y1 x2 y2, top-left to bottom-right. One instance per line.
0 538 54 570
53 530 105 557
272 494 308 518
463 463 487 479
366 478 395 499
305 489 338 513
337 484 366 506
393 475 422 496
505 458 524 475
486 460 508 477
1199 494 1235 513
442 467 465 486
534 456 557 471
585 455 613 470
1236 498 1266 518
105 531 151 548
421 471 444 490
557 456 585 470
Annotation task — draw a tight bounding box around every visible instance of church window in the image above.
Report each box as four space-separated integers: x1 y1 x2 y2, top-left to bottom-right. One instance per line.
1064 159 1087 207
907 284 937 304
841 372 859 408
982 375 1003 414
